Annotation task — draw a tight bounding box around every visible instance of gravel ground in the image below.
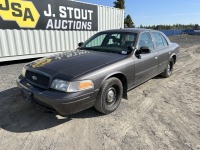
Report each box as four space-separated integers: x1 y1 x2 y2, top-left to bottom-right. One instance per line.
0 35 200 150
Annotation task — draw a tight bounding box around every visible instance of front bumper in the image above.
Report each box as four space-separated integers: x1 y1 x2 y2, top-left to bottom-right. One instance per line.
17 76 98 116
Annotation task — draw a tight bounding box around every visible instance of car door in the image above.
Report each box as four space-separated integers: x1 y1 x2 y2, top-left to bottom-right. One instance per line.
152 32 171 73
133 32 159 86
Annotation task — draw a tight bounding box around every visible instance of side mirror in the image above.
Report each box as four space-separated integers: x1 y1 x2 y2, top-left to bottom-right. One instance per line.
128 46 137 54
140 46 151 54
78 42 84 47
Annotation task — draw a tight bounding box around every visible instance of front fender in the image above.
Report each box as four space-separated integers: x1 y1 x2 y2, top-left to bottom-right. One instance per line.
101 72 128 100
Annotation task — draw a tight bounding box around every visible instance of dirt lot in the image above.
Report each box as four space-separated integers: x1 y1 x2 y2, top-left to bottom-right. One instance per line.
0 35 200 150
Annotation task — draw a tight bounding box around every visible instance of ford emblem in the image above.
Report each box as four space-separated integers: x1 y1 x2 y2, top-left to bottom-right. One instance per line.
32 76 37 80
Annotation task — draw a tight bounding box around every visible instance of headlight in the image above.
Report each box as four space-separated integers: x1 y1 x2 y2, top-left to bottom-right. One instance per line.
67 80 94 92
22 67 27 77
50 79 70 92
50 79 94 92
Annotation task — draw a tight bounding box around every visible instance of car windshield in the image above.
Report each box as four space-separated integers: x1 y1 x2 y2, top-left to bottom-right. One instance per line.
80 32 137 54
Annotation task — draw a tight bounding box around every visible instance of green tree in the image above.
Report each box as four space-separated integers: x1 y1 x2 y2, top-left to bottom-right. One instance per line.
139 24 200 30
113 0 135 28
113 0 125 9
194 24 199 30
124 15 134 28
140 24 143 28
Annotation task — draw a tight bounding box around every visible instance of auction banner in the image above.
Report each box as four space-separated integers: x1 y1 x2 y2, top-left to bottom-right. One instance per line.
0 0 98 31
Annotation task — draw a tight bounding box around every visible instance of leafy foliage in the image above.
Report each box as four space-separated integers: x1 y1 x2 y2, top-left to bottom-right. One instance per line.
113 0 135 28
113 0 125 9
124 15 135 28
139 24 200 30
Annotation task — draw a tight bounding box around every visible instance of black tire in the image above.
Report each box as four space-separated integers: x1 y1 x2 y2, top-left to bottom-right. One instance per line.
161 58 174 78
94 77 123 114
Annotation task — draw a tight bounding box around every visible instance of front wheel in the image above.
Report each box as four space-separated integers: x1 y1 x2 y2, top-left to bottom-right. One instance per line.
161 58 174 78
94 77 123 114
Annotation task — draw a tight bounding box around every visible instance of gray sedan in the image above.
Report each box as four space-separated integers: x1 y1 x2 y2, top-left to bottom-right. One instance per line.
17 28 179 116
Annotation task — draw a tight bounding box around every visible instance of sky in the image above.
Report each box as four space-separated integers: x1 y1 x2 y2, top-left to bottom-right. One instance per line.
79 0 200 26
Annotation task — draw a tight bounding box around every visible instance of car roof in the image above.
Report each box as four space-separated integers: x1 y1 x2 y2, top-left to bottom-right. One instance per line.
100 28 155 34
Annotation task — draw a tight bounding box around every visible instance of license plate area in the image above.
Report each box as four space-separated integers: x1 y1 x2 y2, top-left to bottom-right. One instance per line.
21 90 33 102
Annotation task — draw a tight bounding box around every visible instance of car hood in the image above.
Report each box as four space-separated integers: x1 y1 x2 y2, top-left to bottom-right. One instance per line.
26 50 127 80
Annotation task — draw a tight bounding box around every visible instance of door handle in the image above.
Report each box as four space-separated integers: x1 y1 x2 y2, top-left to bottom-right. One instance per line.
155 57 158 59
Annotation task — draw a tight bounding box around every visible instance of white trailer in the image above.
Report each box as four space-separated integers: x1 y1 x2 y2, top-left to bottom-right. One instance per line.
0 0 124 62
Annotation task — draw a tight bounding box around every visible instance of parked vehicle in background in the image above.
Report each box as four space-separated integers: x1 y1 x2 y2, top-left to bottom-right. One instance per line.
17 28 179 116
187 30 200 35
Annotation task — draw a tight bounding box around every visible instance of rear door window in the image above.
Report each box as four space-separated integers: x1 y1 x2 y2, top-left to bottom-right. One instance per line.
152 32 168 49
160 34 168 47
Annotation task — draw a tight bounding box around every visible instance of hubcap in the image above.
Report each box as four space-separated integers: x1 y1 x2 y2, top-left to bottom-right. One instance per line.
167 64 171 72
107 88 116 104
167 63 172 74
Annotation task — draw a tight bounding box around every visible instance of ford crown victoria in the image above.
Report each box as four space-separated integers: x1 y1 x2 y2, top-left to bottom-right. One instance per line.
17 28 179 116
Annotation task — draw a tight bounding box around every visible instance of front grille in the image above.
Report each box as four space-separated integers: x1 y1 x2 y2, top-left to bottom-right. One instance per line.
26 70 50 89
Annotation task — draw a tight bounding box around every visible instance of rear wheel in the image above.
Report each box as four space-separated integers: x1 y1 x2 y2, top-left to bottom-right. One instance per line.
94 77 123 114
161 58 174 78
